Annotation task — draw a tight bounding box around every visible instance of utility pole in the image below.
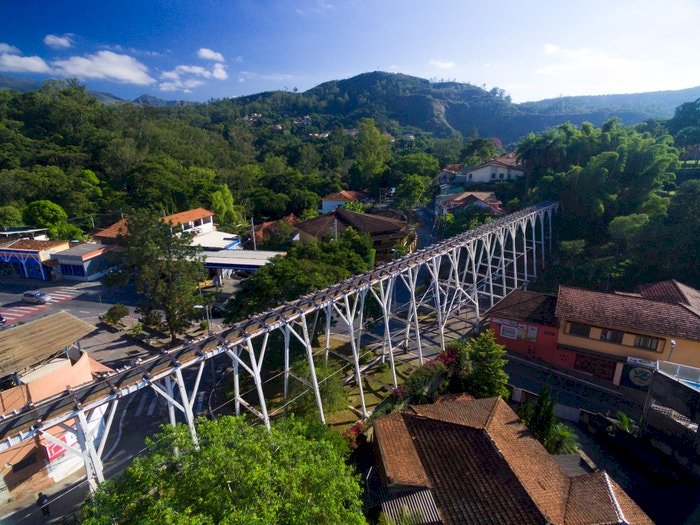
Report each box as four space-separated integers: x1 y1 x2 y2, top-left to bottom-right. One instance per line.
251 216 257 251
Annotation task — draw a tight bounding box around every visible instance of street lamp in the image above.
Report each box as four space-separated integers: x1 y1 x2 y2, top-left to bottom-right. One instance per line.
668 339 677 363
194 304 211 335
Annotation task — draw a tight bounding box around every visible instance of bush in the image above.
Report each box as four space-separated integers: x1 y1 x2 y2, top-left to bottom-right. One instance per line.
103 304 128 326
289 359 348 417
403 360 447 404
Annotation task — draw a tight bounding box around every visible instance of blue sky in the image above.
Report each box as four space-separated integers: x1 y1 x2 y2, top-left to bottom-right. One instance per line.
2 0 699 103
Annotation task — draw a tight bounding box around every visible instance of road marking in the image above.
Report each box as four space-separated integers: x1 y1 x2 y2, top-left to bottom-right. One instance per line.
146 397 159 416
134 392 149 416
79 311 91 314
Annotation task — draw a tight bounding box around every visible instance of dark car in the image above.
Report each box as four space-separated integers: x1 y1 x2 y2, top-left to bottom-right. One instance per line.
210 303 228 318
0 314 5 325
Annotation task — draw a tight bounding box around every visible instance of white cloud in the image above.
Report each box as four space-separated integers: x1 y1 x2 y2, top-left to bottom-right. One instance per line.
197 48 225 62
212 63 228 80
0 43 20 54
0 52 52 73
44 34 73 49
52 51 155 84
429 59 456 70
159 78 205 93
234 55 243 63
159 61 227 91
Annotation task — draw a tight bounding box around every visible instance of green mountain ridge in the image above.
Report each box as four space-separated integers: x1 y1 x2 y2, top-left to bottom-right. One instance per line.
2 71 700 142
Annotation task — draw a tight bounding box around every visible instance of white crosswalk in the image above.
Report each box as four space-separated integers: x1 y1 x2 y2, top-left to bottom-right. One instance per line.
132 389 207 418
0 286 84 324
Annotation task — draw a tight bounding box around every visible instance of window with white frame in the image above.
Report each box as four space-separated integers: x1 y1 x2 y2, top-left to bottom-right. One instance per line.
500 325 517 339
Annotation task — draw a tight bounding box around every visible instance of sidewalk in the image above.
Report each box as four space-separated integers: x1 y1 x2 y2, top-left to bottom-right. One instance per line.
0 468 87 524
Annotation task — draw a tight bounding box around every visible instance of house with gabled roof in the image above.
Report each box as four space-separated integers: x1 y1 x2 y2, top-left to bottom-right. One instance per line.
556 281 700 379
371 396 652 525
434 191 505 218
295 208 415 263
458 152 524 185
319 190 367 214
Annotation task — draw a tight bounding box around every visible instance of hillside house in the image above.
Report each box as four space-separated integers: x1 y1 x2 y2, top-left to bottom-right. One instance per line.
295 208 416 263
434 191 504 217
458 152 524 185
372 396 651 524
486 281 700 385
319 190 367 214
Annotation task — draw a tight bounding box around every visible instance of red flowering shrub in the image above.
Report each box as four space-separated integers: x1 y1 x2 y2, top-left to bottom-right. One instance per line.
342 421 366 450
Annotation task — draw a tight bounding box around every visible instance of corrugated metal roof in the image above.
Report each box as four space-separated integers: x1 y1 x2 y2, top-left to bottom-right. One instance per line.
0 312 96 374
380 488 442 525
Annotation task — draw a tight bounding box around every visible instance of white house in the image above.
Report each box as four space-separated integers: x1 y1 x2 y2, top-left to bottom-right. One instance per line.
458 152 524 185
162 208 215 234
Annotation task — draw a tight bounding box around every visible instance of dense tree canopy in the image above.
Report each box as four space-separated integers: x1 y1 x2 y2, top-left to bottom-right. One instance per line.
115 210 207 342
82 416 366 525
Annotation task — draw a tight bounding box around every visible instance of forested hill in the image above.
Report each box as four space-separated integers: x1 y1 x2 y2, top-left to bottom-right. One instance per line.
3 71 700 142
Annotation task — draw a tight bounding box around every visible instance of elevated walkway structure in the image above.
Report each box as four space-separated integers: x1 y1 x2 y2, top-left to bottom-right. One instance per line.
0 202 558 491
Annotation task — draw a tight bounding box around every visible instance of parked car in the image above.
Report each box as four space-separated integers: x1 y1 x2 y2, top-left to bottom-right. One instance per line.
22 290 52 304
210 303 228 318
0 314 5 325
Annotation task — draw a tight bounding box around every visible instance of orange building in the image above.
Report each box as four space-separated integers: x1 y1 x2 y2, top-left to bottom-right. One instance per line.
0 313 110 501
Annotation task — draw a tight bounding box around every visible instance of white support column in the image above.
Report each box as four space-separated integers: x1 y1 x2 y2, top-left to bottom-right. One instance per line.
324 304 332 365
464 242 480 322
333 294 368 418
530 216 538 279
370 278 398 387
96 399 119 458
548 208 554 253
76 410 104 489
521 221 529 286
232 347 241 416
283 325 291 399
427 256 446 352
246 336 271 429
174 368 199 448
165 377 177 428
300 315 326 424
40 430 96 490
497 230 508 297
508 225 518 289
401 266 423 364
355 288 367 359
539 213 546 269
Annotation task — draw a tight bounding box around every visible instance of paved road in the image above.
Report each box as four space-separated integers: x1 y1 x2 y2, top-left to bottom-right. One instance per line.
0 279 141 328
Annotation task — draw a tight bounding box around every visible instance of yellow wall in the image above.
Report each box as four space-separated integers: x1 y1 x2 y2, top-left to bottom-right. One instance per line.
558 316 700 367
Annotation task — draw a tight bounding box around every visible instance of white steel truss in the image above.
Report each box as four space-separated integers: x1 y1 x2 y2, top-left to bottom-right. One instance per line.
0 202 557 491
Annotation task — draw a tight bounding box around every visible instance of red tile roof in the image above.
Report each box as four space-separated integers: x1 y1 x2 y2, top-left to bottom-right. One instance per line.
0 239 69 251
373 397 652 525
637 280 700 314
296 209 412 238
93 218 128 240
253 214 299 243
322 190 366 202
161 208 213 226
486 290 558 326
556 285 700 342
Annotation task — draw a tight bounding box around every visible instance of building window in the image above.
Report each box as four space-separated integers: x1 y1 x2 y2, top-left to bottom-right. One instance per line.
500 325 517 339
568 322 591 338
490 173 496 180
527 326 538 342
634 335 660 351
499 173 504 179
60 264 86 277
600 329 624 344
